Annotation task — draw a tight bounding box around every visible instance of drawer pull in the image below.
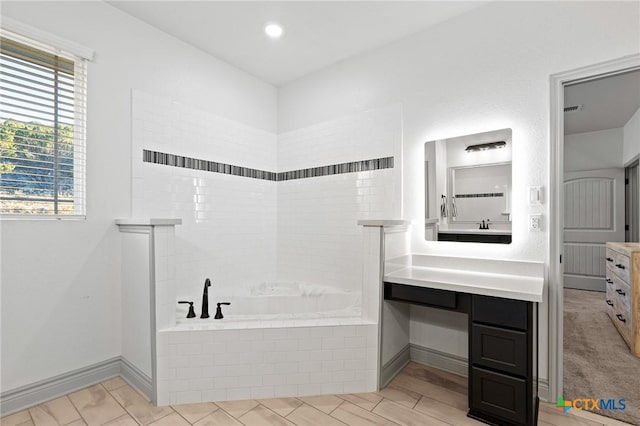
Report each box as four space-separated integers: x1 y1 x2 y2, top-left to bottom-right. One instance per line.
606 257 614 262
606 278 613 284
606 300 614 306
616 314 627 323
615 289 626 296
615 263 626 269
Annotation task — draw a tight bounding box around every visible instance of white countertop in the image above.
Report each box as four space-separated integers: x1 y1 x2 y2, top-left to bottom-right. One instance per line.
438 228 512 235
115 218 182 226
384 264 544 302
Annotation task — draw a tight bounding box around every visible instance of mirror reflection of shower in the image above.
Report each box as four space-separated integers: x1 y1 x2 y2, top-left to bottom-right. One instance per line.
425 128 513 244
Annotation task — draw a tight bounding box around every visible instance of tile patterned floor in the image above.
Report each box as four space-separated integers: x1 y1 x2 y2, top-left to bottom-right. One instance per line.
1 362 632 426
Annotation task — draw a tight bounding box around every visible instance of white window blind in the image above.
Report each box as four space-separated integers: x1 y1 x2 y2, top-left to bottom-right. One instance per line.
0 29 87 218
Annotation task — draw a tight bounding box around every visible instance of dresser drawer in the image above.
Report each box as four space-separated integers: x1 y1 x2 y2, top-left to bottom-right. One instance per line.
471 324 527 376
612 251 630 283
472 295 529 330
470 366 527 425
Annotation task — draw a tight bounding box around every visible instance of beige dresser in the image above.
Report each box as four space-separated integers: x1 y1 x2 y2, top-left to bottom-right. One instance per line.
605 242 640 357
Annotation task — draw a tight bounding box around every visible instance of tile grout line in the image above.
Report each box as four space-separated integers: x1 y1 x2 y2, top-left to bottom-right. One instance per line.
328 399 346 415
101 382 152 426
170 408 193 425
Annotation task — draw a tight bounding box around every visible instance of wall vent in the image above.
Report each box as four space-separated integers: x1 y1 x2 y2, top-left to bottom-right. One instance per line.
564 104 582 113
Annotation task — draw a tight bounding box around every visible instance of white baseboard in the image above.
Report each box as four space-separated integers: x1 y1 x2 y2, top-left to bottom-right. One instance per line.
410 344 468 377
380 344 411 387
0 357 152 417
120 357 153 401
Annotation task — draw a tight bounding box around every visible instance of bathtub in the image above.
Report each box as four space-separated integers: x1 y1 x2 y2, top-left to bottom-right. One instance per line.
157 281 378 405
173 282 363 330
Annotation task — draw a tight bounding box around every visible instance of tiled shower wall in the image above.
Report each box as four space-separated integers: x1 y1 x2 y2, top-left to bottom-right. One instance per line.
277 105 402 292
131 90 278 300
132 90 401 298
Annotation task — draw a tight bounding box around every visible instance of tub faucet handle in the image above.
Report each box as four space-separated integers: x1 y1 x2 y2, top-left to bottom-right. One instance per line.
214 302 231 320
178 301 196 318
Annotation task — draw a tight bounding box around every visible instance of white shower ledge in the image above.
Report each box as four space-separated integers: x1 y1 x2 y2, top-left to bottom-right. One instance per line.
384 260 544 303
115 218 182 226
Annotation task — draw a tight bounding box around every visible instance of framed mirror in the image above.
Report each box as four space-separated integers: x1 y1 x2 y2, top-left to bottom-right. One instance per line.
425 128 512 244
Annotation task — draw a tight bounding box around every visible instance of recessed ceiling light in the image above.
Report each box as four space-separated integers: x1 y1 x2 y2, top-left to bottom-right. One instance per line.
264 22 284 39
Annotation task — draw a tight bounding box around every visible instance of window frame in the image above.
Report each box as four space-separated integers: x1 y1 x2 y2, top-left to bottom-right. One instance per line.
0 20 93 220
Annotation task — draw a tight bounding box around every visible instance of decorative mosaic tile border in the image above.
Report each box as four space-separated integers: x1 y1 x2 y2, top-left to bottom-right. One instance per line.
143 150 276 180
277 157 394 181
455 192 504 198
143 149 394 182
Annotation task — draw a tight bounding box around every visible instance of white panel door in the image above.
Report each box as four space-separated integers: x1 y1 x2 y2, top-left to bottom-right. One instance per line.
563 168 625 291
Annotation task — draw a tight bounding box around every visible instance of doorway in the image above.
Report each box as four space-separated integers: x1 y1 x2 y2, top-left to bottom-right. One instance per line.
550 54 640 425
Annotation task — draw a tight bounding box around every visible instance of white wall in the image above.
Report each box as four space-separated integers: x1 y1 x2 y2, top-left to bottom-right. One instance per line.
565 128 624 172
0 1 277 392
623 107 640 165
278 1 640 383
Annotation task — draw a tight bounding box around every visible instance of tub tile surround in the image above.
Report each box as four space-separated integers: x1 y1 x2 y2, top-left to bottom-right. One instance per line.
131 89 401 301
156 325 378 405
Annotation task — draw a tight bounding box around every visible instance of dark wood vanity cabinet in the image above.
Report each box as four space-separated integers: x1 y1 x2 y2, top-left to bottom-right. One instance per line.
468 295 538 426
384 284 538 426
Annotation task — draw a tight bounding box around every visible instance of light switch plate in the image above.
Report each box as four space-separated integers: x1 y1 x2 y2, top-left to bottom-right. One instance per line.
529 214 542 231
529 186 543 205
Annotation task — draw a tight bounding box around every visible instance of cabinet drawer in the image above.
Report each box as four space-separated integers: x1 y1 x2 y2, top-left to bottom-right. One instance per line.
384 283 457 309
612 251 630 283
472 295 528 330
472 324 527 377
470 366 527 425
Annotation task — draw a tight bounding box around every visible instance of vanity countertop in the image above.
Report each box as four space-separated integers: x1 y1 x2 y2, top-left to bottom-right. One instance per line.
438 228 512 236
384 261 544 303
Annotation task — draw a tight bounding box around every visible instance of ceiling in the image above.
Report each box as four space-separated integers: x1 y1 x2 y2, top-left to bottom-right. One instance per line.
565 70 640 135
107 1 487 86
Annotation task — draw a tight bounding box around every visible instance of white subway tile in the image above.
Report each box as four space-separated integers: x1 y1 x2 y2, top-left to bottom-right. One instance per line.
177 367 202 379
298 339 322 351
189 379 214 391
274 385 298 397
286 373 309 385
189 355 213 367
322 360 344 372
274 363 298 374
321 337 344 350
275 340 298 352
202 389 227 402
297 383 323 396
251 387 275 399
238 375 263 388
344 336 367 349
213 376 238 389
321 383 344 394
169 356 190 369
343 381 367 394
178 343 202 356
308 350 333 361
227 388 252 400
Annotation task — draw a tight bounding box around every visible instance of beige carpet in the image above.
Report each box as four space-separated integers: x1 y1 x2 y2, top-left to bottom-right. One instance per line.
564 288 640 425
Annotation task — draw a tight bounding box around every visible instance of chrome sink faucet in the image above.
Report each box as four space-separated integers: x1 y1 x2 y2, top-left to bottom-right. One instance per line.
201 278 211 318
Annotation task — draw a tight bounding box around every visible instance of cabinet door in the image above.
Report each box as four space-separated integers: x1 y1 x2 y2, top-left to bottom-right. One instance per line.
472 324 527 377
470 366 527 424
